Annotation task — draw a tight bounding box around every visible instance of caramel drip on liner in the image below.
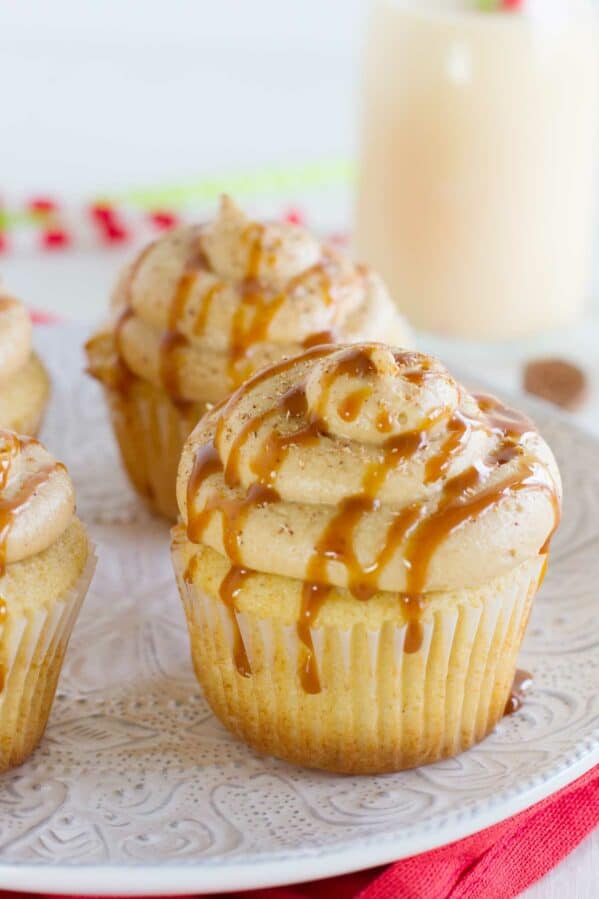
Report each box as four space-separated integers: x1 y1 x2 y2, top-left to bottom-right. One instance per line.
182 551 252 679
186 440 279 678
217 565 253 677
186 348 560 692
186 369 332 679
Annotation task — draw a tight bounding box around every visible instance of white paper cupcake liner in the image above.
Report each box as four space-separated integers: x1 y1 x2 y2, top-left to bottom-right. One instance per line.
0 545 97 771
172 538 542 774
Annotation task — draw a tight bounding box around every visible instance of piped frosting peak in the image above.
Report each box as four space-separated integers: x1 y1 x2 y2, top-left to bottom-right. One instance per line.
87 198 412 404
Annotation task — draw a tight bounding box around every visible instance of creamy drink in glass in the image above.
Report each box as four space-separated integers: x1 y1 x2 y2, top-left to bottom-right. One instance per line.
355 0 599 339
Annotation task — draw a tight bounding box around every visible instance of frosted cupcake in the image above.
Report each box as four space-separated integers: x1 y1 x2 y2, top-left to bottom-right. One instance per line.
0 293 50 436
0 430 95 771
86 198 411 518
171 343 561 774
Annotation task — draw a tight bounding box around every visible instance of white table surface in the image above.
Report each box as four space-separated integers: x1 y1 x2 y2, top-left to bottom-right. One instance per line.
1 1 598 894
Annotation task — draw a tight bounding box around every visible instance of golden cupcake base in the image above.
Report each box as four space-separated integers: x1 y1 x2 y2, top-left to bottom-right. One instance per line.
103 377 205 520
0 529 96 772
172 528 543 774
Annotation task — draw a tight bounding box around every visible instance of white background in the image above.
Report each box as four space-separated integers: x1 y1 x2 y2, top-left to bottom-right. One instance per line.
0 3 598 896
0 0 363 197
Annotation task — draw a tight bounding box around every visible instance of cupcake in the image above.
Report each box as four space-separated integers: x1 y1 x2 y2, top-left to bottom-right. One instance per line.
171 343 561 774
0 429 95 771
0 293 50 436
86 197 411 518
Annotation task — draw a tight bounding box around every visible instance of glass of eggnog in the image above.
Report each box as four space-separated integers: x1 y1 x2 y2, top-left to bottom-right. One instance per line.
355 0 599 339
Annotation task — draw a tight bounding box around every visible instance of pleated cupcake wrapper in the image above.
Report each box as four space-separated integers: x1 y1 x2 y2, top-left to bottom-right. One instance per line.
173 543 542 773
105 384 202 519
0 545 97 771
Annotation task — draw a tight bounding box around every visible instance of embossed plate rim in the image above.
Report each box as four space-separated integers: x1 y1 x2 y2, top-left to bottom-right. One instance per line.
0 749 597 896
0 324 595 895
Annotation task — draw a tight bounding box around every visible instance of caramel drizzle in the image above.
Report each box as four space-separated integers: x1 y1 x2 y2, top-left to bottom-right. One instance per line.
376 408 393 434
186 441 278 678
217 565 253 676
186 347 338 678
228 223 289 387
193 282 224 336
228 281 287 387
182 550 252 679
337 387 372 423
0 432 60 576
0 464 61 576
0 432 20 492
186 348 560 693
404 460 555 595
302 330 337 349
296 350 444 688
297 256 368 353
100 220 347 402
160 237 210 405
227 227 339 387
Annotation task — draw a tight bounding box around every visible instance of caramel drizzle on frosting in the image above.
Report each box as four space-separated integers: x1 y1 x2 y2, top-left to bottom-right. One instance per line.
227 223 287 387
193 282 224 336
0 432 60 576
338 387 372 423
186 346 560 692
186 346 336 676
97 219 346 403
227 226 340 387
160 237 211 406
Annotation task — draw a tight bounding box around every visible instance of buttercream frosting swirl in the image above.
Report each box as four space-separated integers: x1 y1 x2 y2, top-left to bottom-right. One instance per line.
0 431 75 572
178 344 561 688
0 294 33 384
88 198 411 402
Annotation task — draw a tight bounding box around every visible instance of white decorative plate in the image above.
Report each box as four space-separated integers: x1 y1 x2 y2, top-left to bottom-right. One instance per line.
0 324 597 896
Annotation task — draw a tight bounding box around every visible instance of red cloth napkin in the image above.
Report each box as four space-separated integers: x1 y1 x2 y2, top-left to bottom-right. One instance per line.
16 764 598 899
